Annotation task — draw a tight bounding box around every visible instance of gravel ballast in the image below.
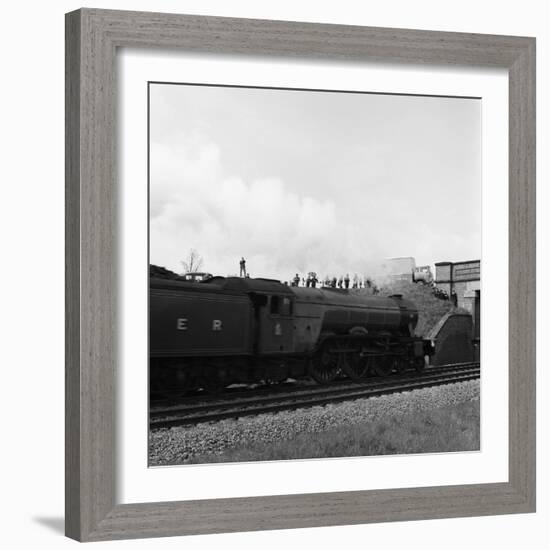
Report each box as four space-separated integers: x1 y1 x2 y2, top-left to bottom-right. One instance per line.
149 379 480 466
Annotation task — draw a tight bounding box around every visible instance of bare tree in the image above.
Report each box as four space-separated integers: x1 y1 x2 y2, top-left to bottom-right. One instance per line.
181 249 204 273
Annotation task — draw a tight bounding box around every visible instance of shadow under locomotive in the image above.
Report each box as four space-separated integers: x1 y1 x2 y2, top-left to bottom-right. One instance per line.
150 276 434 392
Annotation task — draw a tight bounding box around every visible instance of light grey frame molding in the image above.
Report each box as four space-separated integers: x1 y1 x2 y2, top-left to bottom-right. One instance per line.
65 8 536 542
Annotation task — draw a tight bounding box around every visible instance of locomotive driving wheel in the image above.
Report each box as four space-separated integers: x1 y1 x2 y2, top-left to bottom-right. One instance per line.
373 356 395 377
309 342 339 384
339 344 369 381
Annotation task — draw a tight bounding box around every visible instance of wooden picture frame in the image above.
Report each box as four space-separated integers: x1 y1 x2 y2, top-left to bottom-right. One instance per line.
65 8 536 542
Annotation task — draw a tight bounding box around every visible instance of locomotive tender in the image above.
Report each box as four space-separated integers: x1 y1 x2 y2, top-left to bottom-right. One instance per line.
150 275 433 391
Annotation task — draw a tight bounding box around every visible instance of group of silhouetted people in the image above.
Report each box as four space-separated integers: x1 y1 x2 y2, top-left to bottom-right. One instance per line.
239 258 381 294
239 256 459 306
290 272 379 293
292 273 321 288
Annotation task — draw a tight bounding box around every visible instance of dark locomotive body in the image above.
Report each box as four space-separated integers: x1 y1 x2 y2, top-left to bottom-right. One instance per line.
150 276 433 390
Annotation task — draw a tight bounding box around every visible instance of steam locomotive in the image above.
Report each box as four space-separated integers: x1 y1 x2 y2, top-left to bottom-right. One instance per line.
150 275 433 391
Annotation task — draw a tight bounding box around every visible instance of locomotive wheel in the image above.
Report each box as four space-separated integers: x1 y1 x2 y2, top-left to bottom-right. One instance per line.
340 349 369 381
373 356 394 377
202 377 224 394
362 356 378 377
263 361 288 385
395 358 408 374
309 344 339 384
200 365 224 394
151 363 188 392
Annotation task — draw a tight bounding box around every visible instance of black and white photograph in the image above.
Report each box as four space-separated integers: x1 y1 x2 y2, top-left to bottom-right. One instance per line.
148 82 482 467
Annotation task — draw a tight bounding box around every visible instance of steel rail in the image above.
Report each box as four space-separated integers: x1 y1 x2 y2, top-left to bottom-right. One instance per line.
150 361 479 410
150 362 479 429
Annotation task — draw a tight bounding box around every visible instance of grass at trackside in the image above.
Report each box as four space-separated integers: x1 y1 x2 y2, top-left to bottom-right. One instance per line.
186 398 480 464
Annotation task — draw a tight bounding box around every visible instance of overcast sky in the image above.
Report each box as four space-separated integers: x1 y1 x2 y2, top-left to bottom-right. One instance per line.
149 83 481 281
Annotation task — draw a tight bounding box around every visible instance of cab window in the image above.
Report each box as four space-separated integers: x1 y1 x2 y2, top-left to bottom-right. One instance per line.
270 295 293 316
281 297 293 316
270 295 280 314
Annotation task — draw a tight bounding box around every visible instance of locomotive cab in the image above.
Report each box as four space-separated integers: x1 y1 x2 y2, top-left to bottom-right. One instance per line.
210 277 296 357
250 292 295 355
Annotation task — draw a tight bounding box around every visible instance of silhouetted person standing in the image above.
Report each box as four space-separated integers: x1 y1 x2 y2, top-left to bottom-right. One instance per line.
239 257 246 277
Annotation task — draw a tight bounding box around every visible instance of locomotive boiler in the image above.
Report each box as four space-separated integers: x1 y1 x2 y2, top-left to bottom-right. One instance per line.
150 275 433 391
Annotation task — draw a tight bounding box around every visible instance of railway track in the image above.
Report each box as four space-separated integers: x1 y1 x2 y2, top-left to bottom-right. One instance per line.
150 361 480 429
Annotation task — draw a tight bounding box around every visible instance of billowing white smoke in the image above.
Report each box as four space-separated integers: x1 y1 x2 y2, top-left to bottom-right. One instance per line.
151 139 408 282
